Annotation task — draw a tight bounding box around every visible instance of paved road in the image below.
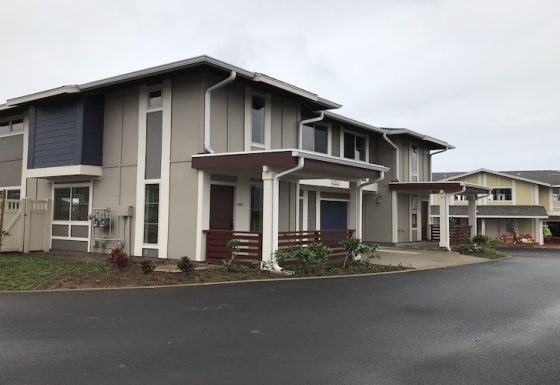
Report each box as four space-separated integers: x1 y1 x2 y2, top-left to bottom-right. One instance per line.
2 249 560 385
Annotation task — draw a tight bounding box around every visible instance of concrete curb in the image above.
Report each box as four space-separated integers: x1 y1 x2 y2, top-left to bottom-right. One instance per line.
0 256 509 294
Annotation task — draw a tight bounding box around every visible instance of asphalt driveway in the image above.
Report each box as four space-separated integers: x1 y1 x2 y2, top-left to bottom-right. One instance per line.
1 249 560 385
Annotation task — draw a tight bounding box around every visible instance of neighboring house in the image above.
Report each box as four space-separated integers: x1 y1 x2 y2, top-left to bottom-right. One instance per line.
432 169 560 244
0 55 469 265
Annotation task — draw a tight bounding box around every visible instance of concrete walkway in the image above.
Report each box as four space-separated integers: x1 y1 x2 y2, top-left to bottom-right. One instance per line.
377 247 488 269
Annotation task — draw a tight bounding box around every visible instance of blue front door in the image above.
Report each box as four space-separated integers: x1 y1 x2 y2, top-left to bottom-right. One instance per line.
320 200 348 230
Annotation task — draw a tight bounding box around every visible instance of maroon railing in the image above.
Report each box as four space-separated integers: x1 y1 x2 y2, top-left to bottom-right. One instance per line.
203 229 355 265
430 225 471 246
204 230 262 265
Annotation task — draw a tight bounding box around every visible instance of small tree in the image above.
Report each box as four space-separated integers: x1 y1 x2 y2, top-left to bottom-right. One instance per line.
223 239 243 272
341 238 379 268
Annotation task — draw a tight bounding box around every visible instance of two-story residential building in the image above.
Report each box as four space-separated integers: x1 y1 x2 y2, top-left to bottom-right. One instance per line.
431 169 560 245
0 55 474 268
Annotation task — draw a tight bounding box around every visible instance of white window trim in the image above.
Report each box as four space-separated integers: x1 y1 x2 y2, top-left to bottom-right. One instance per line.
51 182 93 250
489 187 513 202
244 87 271 151
134 80 172 258
340 128 369 162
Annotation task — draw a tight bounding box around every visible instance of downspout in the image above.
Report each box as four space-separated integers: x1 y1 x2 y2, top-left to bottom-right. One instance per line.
428 147 449 181
269 156 305 273
356 171 385 239
382 130 407 182
298 112 324 149
204 71 237 153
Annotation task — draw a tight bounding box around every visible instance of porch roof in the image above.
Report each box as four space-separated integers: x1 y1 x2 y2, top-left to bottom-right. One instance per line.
431 205 549 219
191 149 389 180
389 181 491 195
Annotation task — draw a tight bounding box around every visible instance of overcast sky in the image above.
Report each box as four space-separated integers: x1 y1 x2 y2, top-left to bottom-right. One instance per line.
1 0 558 172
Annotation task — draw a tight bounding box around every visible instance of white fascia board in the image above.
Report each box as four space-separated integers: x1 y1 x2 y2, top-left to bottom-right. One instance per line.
26 165 102 179
7 85 81 106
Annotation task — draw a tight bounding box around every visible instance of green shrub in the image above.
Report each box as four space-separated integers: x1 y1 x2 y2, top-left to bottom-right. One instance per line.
222 239 245 272
453 235 504 259
341 238 380 268
177 256 195 272
275 242 331 275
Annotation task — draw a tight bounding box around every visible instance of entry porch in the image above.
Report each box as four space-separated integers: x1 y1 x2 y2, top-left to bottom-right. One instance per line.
192 149 388 267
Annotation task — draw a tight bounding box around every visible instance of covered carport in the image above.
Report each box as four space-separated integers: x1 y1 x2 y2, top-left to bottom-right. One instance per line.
389 181 492 250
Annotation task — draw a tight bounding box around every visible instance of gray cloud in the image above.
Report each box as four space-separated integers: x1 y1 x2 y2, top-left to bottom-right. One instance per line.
1 0 558 171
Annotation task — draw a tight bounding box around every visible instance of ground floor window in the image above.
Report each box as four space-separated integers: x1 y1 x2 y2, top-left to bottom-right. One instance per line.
0 188 20 200
250 185 263 232
53 186 90 221
144 184 159 244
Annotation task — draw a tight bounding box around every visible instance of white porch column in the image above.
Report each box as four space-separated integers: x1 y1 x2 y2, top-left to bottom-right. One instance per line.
535 218 544 245
439 191 450 249
194 170 211 262
468 196 477 237
349 182 359 238
261 166 275 263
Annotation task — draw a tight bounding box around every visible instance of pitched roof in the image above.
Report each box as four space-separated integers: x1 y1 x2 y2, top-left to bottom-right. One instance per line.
431 205 549 218
501 170 560 186
432 168 558 187
4 55 341 110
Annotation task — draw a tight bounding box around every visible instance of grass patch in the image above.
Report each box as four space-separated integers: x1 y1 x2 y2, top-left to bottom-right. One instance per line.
471 247 506 259
0 255 105 291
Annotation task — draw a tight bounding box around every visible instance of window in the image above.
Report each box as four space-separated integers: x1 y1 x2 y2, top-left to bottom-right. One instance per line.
0 117 23 135
454 195 467 201
251 95 266 144
343 132 366 161
411 145 418 177
144 184 159 244
53 186 90 221
0 189 20 200
148 90 162 109
250 185 263 232
302 124 328 154
145 111 163 179
553 187 560 202
489 188 512 201
412 214 418 228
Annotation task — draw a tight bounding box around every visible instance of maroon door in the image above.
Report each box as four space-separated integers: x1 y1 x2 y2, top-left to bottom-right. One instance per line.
421 201 429 240
209 185 234 230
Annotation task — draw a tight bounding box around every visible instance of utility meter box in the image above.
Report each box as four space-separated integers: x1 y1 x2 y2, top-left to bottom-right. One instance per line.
118 205 134 217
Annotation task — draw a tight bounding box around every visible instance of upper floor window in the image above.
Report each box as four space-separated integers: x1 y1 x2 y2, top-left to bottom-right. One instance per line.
489 188 512 201
553 187 560 202
0 117 23 135
343 132 366 161
410 145 418 177
302 124 328 154
454 194 467 201
148 89 163 109
251 95 266 145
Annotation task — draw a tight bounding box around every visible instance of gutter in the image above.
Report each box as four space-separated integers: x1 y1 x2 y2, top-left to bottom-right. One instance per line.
298 113 325 149
268 157 305 274
428 147 450 181
204 71 237 153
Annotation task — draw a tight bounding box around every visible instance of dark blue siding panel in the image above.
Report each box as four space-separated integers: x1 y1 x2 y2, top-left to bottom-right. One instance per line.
81 96 104 166
28 96 104 169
